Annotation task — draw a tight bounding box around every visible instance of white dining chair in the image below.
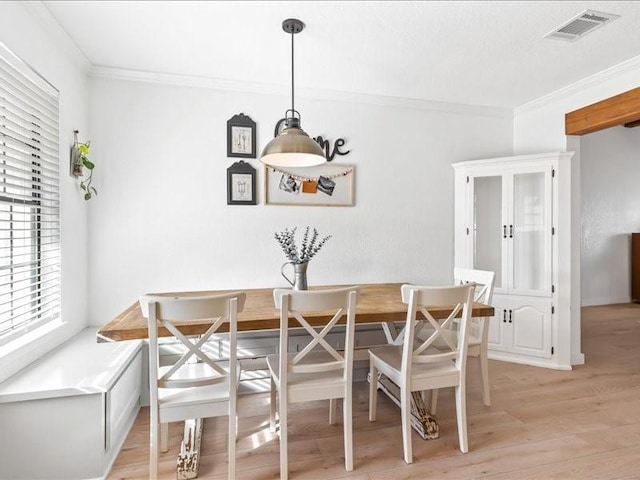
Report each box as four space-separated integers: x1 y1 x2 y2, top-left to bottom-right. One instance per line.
267 286 360 480
368 283 475 464
456 268 495 406
428 268 495 414
140 291 246 480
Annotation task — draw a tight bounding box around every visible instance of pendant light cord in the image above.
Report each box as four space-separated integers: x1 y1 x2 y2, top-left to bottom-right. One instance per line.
290 29 295 116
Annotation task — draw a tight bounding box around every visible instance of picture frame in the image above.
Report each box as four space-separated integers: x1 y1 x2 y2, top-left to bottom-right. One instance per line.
264 164 355 207
227 161 257 205
227 113 256 158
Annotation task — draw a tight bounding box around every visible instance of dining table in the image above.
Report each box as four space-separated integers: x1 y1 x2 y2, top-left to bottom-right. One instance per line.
97 282 494 479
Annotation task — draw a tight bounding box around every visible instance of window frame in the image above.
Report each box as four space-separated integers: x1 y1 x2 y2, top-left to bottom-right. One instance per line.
0 40 61 348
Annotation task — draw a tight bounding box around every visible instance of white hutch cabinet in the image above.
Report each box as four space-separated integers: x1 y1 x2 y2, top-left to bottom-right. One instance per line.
453 152 575 369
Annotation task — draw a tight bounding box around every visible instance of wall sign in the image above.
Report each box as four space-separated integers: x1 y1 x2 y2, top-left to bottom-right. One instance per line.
227 161 256 205
227 113 256 158
313 136 350 161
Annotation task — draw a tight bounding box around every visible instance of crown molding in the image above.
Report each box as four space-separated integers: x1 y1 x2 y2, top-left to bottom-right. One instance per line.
90 65 512 120
515 54 640 116
21 1 92 73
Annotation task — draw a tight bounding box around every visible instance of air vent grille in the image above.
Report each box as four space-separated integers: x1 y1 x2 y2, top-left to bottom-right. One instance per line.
546 10 620 42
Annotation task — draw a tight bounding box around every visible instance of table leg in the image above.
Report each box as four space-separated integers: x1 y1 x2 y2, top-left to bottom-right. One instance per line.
175 334 205 479
160 423 169 452
177 418 203 479
374 319 440 441
371 373 439 439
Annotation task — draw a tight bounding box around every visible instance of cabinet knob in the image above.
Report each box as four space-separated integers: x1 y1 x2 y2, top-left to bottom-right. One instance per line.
508 309 513 323
503 225 507 239
509 225 514 238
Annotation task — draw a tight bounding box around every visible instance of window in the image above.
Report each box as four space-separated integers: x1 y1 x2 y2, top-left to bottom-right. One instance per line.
0 42 60 346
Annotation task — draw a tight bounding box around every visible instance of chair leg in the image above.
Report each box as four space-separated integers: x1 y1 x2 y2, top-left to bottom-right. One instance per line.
369 363 378 422
479 350 491 406
160 422 169 453
270 376 277 432
429 389 439 415
400 386 413 464
329 398 337 425
149 410 159 480
455 384 469 453
228 399 237 480
344 392 353 471
279 387 288 480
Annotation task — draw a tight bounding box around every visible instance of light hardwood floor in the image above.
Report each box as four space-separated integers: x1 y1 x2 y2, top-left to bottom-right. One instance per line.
108 304 640 479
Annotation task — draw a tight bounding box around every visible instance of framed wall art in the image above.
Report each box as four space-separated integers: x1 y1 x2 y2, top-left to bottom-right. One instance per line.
264 164 354 206
227 161 257 205
227 113 256 158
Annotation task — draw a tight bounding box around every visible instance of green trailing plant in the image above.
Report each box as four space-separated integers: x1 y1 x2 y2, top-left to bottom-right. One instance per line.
274 226 331 264
72 136 97 200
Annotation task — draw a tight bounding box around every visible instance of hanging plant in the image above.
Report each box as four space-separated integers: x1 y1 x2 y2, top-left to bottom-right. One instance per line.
71 130 97 200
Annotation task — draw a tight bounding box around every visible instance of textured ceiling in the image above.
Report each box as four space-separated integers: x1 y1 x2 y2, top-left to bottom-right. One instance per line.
42 0 640 108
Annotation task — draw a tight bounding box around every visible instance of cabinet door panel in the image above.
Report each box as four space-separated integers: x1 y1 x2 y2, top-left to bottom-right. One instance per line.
472 175 504 290
511 300 552 358
510 169 552 296
487 296 552 359
487 307 508 352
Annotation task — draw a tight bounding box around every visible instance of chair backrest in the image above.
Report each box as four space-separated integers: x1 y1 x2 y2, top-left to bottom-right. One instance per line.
453 267 495 342
399 284 475 377
273 287 359 383
453 267 495 304
140 292 246 396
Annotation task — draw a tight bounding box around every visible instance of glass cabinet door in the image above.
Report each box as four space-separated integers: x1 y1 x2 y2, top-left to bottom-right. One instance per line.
473 175 503 289
511 170 550 294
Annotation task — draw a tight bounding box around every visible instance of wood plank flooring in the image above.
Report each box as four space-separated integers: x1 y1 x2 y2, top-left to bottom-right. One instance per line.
108 304 640 479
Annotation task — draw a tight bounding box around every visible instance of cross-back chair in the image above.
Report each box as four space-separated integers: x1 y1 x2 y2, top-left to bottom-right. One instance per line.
267 286 360 480
428 268 495 414
140 291 246 480
368 283 475 464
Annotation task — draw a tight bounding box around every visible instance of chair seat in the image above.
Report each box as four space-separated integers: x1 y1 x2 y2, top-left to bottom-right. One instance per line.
369 345 461 390
266 352 346 402
158 362 240 423
159 380 229 407
159 374 236 408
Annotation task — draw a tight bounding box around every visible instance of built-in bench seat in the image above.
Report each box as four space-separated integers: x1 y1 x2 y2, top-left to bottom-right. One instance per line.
0 328 143 480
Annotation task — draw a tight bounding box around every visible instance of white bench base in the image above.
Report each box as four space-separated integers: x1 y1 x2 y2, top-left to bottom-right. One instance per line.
0 328 142 480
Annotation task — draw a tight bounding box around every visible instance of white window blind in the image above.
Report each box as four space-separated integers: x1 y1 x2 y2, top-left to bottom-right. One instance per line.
0 42 60 346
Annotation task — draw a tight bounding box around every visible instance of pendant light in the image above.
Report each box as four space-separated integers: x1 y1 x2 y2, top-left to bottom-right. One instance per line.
260 18 326 167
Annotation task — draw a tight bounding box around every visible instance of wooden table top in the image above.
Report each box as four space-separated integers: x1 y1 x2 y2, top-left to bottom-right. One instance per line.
96 283 495 342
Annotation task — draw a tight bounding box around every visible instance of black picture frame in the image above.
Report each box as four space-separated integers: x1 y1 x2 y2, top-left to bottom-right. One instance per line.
227 113 256 158
227 161 257 205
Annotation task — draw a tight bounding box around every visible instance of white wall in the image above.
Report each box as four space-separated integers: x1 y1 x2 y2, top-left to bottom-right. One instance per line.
87 76 513 325
513 58 640 153
581 126 640 306
513 55 640 365
0 2 90 382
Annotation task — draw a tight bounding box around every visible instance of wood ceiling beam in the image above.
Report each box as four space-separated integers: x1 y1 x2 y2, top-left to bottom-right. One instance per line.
565 86 640 136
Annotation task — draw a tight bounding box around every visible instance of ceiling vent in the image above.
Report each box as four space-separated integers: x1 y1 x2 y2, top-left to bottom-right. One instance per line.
546 10 620 42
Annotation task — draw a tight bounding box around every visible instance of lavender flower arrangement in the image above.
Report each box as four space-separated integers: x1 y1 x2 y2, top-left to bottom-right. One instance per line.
274 227 332 264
